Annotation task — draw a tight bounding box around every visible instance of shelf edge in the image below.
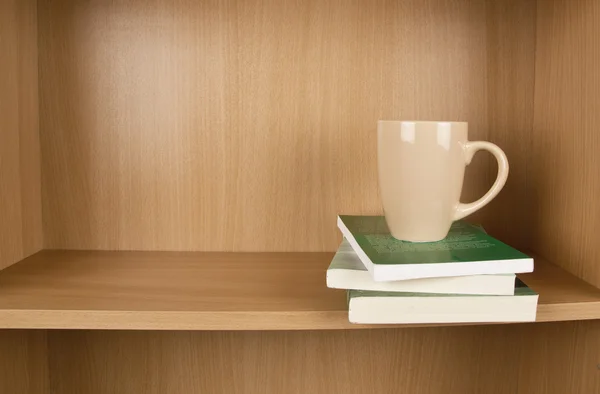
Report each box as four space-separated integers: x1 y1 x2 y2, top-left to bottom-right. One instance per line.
1 305 599 331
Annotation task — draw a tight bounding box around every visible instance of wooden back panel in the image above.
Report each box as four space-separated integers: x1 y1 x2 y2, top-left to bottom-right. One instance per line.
0 0 42 270
47 323 600 394
0 331 48 394
6 2 600 394
38 0 533 251
531 0 600 287
485 0 536 249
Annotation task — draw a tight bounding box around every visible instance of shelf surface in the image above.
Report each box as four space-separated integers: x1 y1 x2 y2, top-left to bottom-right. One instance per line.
0 250 599 330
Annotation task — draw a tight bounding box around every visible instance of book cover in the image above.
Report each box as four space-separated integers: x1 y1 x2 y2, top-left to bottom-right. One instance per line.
337 215 534 281
327 238 517 295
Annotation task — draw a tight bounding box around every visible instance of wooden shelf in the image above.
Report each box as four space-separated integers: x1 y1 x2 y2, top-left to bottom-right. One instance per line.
0 250 598 330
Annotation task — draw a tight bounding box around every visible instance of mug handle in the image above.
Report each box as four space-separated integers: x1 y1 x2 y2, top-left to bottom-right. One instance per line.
453 141 509 221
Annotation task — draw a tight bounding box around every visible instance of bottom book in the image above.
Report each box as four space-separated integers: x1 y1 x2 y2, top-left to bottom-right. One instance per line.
347 279 538 324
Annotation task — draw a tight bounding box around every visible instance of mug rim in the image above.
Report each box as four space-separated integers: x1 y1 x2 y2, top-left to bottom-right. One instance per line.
377 120 467 125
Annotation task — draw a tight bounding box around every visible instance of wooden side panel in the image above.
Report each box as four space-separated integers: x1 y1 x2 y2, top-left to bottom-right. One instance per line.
530 0 600 287
0 330 49 394
0 0 42 270
0 0 23 268
0 0 45 387
524 2 600 393
47 323 600 394
485 0 536 249
0 1 46 390
37 0 524 251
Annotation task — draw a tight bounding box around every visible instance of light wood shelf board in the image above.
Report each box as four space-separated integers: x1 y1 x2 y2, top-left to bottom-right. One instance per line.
0 250 598 330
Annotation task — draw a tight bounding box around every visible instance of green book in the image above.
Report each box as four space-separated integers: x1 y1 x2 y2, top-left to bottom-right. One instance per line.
337 215 533 282
347 278 538 324
327 238 517 295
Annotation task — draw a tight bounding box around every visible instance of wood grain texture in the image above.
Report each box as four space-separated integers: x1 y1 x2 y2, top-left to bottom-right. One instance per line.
516 321 600 394
517 321 600 394
36 0 522 251
0 0 43 270
47 323 600 394
0 250 597 330
0 330 49 394
47 327 520 394
484 0 536 249
522 3 600 391
530 0 600 287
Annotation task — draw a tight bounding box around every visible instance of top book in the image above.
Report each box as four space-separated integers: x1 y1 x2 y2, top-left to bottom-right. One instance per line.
337 215 533 282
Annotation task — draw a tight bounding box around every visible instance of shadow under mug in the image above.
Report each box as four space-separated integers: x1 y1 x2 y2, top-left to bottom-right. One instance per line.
377 120 509 242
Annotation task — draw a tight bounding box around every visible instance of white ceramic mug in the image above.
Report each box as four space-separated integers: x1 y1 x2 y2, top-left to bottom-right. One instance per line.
377 121 509 242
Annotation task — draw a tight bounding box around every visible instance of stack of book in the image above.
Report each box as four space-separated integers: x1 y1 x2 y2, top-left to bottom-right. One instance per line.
327 215 538 324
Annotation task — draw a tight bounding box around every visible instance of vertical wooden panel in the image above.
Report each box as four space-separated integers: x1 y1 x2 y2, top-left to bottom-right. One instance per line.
485 0 536 248
39 0 496 251
46 324 600 394
517 321 600 394
17 0 43 256
0 330 49 394
0 2 45 387
49 327 525 394
0 0 46 387
0 0 23 267
530 0 600 287
0 0 42 270
525 1 600 393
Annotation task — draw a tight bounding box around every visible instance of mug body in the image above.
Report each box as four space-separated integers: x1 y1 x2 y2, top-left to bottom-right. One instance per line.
377 121 467 242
